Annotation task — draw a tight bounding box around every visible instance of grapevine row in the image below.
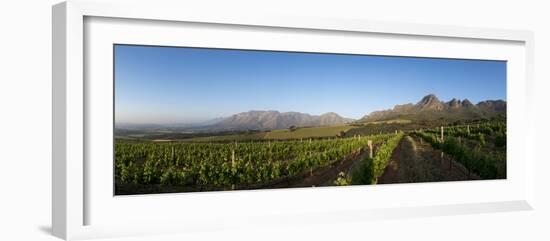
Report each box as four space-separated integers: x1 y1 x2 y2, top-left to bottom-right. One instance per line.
115 133 397 191
412 120 506 179
348 132 404 185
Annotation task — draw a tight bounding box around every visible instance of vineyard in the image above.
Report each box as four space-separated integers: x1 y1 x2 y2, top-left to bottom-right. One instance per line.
412 120 506 179
115 133 403 194
115 120 505 194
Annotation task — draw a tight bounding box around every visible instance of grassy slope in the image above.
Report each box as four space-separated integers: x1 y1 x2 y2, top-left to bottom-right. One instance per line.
264 125 356 140
367 109 486 123
183 125 357 142
181 132 267 142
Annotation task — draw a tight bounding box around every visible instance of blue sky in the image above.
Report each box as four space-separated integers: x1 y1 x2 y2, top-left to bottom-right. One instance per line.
114 44 506 124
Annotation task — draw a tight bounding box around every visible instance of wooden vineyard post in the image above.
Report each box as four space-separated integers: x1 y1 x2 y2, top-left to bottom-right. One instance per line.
171 146 175 160
467 124 470 135
309 150 313 177
231 149 235 168
440 151 444 166
440 126 444 142
367 140 373 159
231 149 236 190
420 137 423 145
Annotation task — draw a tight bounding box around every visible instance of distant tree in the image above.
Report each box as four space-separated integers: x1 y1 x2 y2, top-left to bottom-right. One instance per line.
289 125 298 132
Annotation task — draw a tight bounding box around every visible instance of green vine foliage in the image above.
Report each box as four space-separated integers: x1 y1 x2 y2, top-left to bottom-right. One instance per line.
115 133 398 190
413 120 506 179
351 133 404 185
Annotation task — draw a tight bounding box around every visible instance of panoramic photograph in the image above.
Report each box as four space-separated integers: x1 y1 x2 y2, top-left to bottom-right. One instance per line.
114 44 507 195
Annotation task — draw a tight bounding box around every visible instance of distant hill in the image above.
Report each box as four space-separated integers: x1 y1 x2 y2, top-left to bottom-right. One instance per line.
213 110 354 130
360 94 506 123
115 94 506 133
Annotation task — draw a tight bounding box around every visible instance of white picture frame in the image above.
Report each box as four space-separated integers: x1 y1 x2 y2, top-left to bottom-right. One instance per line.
52 0 535 240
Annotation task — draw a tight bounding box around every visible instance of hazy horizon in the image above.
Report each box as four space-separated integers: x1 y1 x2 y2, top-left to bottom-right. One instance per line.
115 45 506 125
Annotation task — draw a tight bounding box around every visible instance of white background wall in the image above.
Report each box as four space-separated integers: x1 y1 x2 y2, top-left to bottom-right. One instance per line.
0 0 548 240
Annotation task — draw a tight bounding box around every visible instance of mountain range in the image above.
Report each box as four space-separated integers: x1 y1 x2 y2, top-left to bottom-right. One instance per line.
116 94 506 132
359 94 506 123
212 110 354 130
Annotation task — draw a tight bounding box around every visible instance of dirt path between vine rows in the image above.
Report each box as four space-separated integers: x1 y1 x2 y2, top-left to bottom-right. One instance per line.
379 135 479 184
264 148 369 189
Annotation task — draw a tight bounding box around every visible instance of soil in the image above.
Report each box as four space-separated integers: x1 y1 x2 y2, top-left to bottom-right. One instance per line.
116 134 482 195
263 148 369 188
116 149 370 195
379 135 479 184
